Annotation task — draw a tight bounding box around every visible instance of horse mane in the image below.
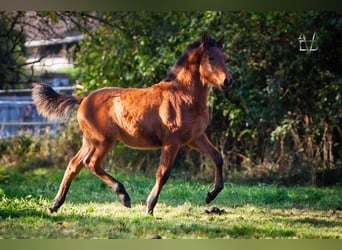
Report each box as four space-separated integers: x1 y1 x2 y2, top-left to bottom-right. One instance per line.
164 35 219 82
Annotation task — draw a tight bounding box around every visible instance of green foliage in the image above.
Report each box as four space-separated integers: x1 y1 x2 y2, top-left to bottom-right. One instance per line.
0 117 82 170
76 12 220 92
0 12 27 89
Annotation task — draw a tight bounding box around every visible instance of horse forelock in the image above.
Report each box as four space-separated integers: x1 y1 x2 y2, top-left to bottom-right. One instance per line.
164 36 218 82
177 36 218 64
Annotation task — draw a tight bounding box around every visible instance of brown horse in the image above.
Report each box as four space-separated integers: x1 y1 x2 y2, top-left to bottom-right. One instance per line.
32 34 233 215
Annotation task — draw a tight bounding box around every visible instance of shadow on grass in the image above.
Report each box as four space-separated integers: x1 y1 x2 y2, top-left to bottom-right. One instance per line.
2 167 342 211
292 217 342 228
0 205 300 239
0 207 46 220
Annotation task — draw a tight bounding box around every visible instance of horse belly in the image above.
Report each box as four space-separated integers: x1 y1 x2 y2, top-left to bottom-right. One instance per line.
116 126 163 149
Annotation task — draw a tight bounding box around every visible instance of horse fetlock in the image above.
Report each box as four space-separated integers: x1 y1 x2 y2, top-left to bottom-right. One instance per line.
205 191 215 204
216 182 224 193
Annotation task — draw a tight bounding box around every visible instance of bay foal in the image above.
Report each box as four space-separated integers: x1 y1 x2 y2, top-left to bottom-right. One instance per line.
32 34 233 215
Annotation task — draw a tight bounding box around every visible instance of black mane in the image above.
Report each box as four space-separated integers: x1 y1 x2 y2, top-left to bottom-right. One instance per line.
164 35 218 82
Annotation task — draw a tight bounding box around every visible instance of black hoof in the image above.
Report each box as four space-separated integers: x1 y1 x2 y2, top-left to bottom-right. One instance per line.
146 208 154 216
121 194 131 208
48 206 58 214
123 199 131 208
206 185 224 204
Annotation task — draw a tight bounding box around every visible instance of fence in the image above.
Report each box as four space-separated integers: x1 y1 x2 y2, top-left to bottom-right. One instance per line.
0 85 79 138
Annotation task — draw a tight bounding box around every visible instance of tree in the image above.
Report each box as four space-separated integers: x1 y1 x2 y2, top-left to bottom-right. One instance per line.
0 12 26 89
0 11 97 89
76 11 223 91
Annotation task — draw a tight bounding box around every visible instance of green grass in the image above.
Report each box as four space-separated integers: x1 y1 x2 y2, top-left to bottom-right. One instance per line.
0 167 341 239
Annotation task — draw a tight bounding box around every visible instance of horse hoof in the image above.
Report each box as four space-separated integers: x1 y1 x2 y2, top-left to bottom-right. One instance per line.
123 200 131 208
146 208 154 216
48 206 58 214
119 192 131 208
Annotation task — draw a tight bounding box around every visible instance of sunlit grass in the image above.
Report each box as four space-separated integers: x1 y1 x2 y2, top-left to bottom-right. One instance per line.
0 167 341 239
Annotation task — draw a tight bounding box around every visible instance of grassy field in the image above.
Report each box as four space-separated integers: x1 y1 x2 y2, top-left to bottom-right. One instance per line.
0 167 341 239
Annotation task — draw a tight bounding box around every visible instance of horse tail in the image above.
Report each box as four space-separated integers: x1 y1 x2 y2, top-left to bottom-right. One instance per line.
32 82 84 120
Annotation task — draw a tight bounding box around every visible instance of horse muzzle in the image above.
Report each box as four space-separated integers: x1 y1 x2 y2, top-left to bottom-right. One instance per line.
222 78 233 90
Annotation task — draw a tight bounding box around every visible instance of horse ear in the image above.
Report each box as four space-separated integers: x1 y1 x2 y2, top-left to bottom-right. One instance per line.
201 34 210 48
217 36 225 49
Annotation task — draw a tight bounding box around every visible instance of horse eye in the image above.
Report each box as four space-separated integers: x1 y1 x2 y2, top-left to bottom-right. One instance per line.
208 56 214 62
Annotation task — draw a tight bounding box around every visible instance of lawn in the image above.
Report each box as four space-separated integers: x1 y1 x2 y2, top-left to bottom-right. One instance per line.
0 167 341 239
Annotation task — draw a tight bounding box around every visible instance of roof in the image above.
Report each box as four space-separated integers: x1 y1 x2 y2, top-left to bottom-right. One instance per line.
25 35 84 47
19 11 81 42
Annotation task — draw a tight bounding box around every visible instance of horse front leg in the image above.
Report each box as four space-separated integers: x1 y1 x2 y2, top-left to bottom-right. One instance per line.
188 134 224 204
146 144 179 215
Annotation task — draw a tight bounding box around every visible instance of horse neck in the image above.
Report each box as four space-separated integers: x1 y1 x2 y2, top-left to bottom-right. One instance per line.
174 66 209 109
170 48 210 108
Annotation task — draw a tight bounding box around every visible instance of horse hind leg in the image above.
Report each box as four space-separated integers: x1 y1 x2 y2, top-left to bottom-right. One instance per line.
84 141 131 208
48 144 87 213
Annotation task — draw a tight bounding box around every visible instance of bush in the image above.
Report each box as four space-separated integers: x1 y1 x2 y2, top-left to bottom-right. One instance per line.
0 117 82 171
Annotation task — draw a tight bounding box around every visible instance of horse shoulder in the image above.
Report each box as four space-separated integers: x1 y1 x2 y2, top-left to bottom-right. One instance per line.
155 85 192 132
